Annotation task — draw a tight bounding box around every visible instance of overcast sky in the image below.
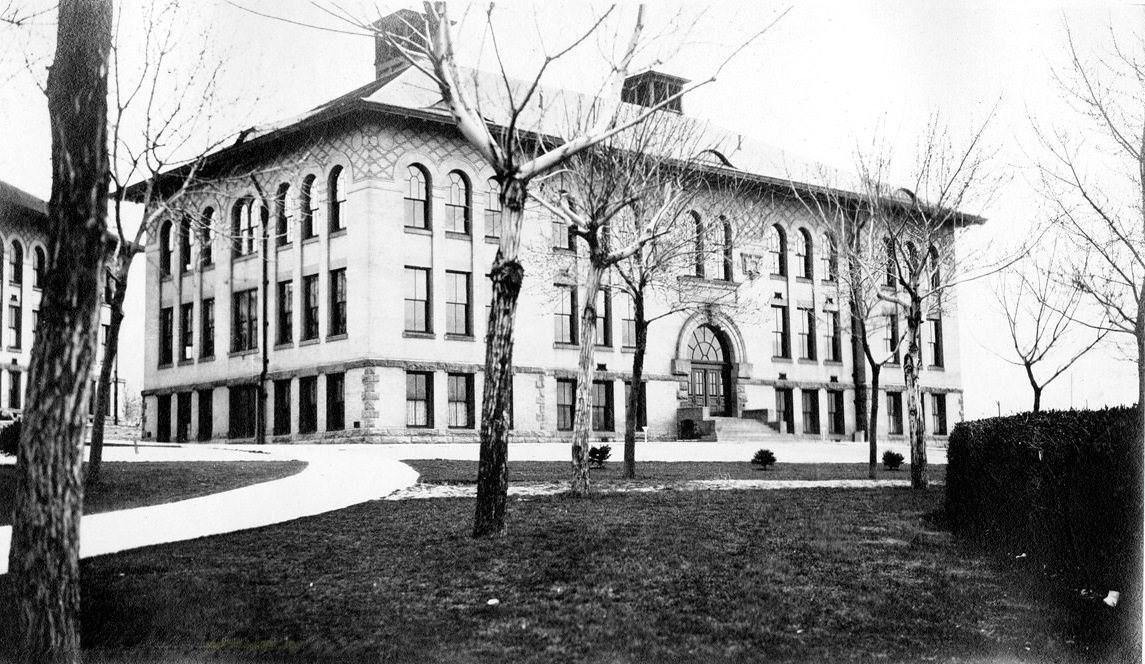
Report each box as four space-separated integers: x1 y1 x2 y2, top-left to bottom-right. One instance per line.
0 1 1140 419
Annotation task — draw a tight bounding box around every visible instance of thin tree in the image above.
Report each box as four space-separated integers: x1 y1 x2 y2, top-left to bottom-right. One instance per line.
8 0 112 661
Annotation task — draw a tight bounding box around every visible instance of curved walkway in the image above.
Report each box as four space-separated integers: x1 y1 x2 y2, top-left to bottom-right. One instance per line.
0 444 419 575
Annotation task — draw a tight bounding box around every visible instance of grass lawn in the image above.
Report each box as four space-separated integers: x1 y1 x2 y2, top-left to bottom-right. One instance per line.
406 459 947 485
0 460 307 526
0 486 1121 663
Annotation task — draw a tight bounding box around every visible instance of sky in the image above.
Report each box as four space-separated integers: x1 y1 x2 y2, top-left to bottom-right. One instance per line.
0 0 1140 420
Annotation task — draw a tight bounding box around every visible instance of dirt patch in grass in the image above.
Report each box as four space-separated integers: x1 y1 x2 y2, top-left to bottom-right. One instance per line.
0 487 1114 662
406 459 946 485
0 460 307 526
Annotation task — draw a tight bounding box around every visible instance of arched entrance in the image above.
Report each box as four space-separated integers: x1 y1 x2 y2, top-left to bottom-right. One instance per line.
687 325 733 416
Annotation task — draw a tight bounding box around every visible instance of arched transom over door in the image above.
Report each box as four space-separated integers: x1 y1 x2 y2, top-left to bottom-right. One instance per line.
688 325 732 416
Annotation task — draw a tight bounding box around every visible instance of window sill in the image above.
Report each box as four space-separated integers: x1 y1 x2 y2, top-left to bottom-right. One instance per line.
299 337 320 347
160 274 172 282
6 346 21 353
595 343 613 350
228 349 258 358
199 355 215 362
771 356 793 363
770 273 787 281
201 263 215 272
302 236 319 246
553 342 579 350
329 228 347 239
406 425 434 430
621 345 636 353
552 247 576 255
158 362 173 369
676 275 738 290
403 331 435 339
823 360 844 366
326 333 347 342
445 231 472 241
796 277 812 284
446 333 475 342
484 235 500 245
274 342 294 350
821 278 837 285
448 426 475 431
177 358 195 366
926 365 945 371
404 226 432 236
276 242 293 252
797 358 818 365
232 253 257 264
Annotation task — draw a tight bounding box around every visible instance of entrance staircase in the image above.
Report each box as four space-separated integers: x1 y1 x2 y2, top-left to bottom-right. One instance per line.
711 416 779 442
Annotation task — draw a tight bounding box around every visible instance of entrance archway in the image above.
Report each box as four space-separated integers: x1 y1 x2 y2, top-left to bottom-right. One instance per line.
687 325 733 416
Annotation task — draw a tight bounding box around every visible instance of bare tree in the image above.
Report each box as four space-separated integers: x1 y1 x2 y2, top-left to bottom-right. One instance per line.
8 1 112 661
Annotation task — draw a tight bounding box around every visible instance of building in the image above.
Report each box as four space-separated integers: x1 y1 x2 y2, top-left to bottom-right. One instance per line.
136 18 967 444
0 180 126 422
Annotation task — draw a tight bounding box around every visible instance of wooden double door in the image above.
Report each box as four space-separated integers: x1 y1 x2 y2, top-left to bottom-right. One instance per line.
690 362 730 416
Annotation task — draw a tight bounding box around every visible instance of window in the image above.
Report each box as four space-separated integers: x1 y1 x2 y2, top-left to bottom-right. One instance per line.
556 378 576 431
197 388 213 441
302 274 319 341
884 237 897 287
552 216 575 251
232 198 261 258
692 211 704 277
624 380 647 428
8 369 19 409
802 389 820 434
928 317 944 367
721 217 734 281
931 393 947 435
275 183 293 246
329 268 347 337
768 225 787 276
887 392 904 435
406 371 432 427
103 274 114 303
228 385 257 439
554 285 577 345
179 215 192 273
771 304 790 358
594 289 612 346
328 166 346 233
826 311 842 362
179 302 193 361
447 373 474 428
444 270 471 337
445 171 471 234
199 208 214 266
822 232 838 282
621 292 637 348
885 313 900 363
796 228 813 279
775 387 794 433
101 324 108 353
159 306 173 365
32 246 45 288
10 240 23 285
827 390 845 435
300 174 318 239
231 289 258 352
404 267 431 333
404 165 430 230
200 298 214 358
159 220 172 276
798 307 816 360
276 280 293 344
592 380 614 431
299 375 318 433
31 310 38 334
7 305 19 349
484 178 502 238
928 245 941 290
157 394 171 442
273 379 291 435
326 372 345 431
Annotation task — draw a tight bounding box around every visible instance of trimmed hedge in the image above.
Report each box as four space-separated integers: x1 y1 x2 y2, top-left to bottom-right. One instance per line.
946 406 1142 595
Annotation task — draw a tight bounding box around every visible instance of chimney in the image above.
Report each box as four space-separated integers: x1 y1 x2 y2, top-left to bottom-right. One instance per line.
372 9 427 81
621 71 689 113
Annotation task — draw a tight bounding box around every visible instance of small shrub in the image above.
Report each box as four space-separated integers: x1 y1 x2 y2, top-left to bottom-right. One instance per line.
882 450 904 470
751 448 776 469
0 418 21 457
588 444 612 468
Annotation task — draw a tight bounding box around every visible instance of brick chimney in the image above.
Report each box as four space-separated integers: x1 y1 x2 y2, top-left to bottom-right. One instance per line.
372 9 426 81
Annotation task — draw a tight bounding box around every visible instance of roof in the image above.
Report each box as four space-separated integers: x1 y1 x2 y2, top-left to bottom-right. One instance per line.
0 180 48 220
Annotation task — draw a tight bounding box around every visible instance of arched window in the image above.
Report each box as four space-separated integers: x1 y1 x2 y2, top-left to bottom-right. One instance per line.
275 183 293 247
33 246 45 288
299 174 317 239
328 166 345 233
884 237 896 287
404 164 430 230
178 214 193 273
445 171 471 235
692 211 704 277
796 228 813 279
688 325 726 362
722 217 734 281
199 207 214 266
928 245 940 289
484 178 502 238
821 232 838 282
159 220 172 276
232 197 257 258
10 240 23 285
768 225 787 276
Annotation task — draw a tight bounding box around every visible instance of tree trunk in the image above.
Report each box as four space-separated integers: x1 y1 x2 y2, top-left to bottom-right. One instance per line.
904 297 927 490
868 361 881 477
9 2 112 662
86 251 132 486
623 291 647 479
850 305 869 440
570 262 604 495
473 180 527 538
1032 385 1042 414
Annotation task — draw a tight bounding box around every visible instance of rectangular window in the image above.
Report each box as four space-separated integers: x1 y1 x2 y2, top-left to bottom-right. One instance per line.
827 390 845 435
326 372 345 431
179 302 193 361
302 274 319 341
798 307 816 360
200 298 215 358
887 391 903 435
554 285 577 345
299 375 318 433
277 280 293 344
273 379 291 435
594 289 612 346
552 218 575 251
197 388 212 441
592 380 614 431
159 306 173 365
556 378 576 431
447 373 474 428
802 389 820 434
7 305 20 350
8 369 20 409
228 385 256 439
445 270 471 336
621 293 636 348
771 305 790 358
775 387 794 433
484 183 502 238
231 289 258 352
928 317 944 367
404 267 431 333
624 380 647 428
885 313 900 363
329 268 347 337
826 311 842 362
406 371 432 427
931 393 947 435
